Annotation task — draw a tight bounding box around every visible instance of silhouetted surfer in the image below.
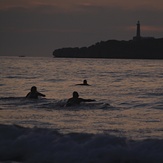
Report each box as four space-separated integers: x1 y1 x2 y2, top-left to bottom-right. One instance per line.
76 80 90 86
66 91 95 107
26 86 46 99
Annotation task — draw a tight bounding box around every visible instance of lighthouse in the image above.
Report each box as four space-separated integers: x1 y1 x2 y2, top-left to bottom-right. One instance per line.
136 21 141 37
133 21 142 41
133 21 155 41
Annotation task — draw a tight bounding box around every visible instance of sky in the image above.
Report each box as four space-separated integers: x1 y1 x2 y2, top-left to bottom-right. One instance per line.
0 0 163 57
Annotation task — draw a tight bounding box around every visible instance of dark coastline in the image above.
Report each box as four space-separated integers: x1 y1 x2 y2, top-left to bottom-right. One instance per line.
53 38 163 59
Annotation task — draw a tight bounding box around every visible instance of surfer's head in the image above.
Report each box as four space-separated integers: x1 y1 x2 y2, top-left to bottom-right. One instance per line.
83 80 87 85
73 91 79 98
31 86 37 92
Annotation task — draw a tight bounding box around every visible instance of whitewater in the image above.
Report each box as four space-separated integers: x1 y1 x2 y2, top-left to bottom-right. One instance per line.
0 56 163 163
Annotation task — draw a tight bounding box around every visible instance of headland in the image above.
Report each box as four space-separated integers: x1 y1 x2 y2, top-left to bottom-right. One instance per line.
53 21 163 59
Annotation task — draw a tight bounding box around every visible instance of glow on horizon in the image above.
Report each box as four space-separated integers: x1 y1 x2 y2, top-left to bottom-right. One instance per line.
128 25 163 32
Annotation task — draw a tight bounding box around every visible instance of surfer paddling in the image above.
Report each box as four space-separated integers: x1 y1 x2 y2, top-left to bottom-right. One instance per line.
26 86 46 99
66 91 95 107
76 80 90 86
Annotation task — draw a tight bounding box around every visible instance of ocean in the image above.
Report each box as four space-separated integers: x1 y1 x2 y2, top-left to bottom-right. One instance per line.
0 56 163 162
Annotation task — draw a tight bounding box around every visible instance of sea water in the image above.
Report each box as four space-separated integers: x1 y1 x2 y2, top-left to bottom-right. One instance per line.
0 56 163 162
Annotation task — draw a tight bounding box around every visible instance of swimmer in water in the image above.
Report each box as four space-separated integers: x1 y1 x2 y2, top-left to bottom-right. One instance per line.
76 80 90 86
26 86 46 99
66 91 95 107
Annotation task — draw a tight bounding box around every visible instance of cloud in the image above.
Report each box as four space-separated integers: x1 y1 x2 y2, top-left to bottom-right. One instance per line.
1 0 163 11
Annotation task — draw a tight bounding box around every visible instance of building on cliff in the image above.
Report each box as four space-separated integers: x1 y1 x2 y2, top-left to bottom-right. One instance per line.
133 21 155 41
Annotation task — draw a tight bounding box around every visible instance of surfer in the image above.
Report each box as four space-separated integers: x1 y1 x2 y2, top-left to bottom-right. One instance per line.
66 91 95 107
26 86 46 99
76 80 90 86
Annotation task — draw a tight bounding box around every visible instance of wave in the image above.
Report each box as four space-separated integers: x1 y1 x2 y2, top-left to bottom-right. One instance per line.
0 97 114 110
4 75 38 79
0 97 25 100
0 124 163 163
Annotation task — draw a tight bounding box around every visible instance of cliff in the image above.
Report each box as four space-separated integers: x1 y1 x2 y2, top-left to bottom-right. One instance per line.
53 38 163 59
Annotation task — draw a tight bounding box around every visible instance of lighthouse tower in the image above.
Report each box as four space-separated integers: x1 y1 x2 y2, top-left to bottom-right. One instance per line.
136 21 141 37
133 21 141 41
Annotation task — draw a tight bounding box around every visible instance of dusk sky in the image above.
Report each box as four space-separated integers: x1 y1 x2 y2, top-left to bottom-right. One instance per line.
1 0 163 57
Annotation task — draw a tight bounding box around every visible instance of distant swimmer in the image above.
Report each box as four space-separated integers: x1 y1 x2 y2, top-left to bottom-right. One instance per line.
66 91 95 107
76 80 90 86
26 86 46 99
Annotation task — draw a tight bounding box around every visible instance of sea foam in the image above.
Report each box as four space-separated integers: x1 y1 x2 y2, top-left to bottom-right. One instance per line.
0 124 163 163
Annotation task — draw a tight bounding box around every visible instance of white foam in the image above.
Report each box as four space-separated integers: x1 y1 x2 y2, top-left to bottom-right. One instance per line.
0 124 163 163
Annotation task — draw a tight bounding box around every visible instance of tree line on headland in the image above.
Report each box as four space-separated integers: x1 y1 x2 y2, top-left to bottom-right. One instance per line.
53 38 163 59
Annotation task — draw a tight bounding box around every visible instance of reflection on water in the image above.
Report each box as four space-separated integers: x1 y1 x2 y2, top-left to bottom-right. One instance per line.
0 57 163 140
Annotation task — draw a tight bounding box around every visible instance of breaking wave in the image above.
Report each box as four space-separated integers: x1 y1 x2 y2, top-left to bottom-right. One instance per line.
0 124 163 163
